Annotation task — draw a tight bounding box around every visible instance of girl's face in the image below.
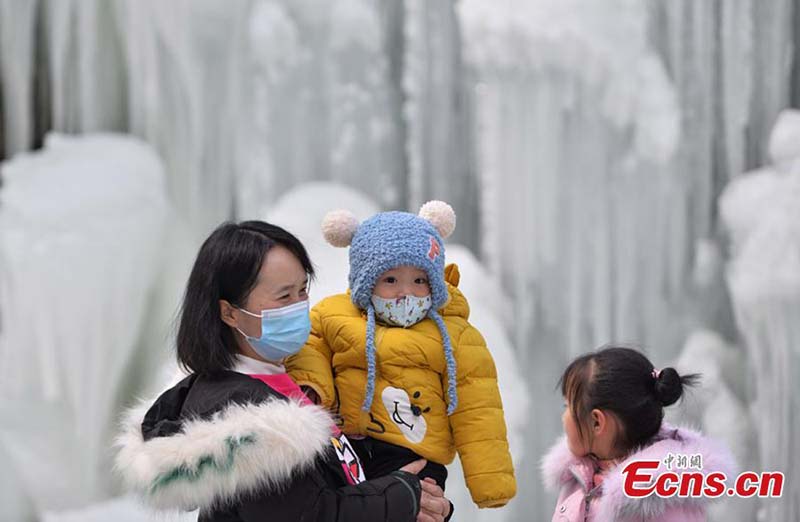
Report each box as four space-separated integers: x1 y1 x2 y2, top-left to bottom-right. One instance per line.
234 244 309 357
373 265 431 299
562 400 590 457
562 399 624 460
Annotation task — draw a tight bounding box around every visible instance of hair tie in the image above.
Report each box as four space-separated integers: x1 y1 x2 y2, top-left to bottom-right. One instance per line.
651 368 661 380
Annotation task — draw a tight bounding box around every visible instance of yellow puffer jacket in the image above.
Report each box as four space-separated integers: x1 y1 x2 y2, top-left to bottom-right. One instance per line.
287 264 516 508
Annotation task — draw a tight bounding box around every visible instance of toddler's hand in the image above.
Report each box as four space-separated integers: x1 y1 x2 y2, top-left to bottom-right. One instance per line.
300 385 320 405
398 459 427 475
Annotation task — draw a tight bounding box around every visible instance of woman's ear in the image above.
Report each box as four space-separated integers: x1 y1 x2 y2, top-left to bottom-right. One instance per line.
219 299 238 329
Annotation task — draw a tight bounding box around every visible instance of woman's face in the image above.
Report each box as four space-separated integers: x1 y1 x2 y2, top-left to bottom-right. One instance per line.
234 244 309 354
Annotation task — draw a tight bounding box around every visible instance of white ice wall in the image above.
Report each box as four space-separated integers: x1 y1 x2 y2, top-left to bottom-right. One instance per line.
0 0 481 246
0 134 172 519
1 1 798 521
458 1 795 520
719 110 800 522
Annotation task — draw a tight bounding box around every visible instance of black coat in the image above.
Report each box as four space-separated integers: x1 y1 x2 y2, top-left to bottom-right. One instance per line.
116 371 421 522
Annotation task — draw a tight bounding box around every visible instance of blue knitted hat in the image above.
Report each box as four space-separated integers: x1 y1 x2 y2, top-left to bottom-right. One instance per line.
322 201 459 415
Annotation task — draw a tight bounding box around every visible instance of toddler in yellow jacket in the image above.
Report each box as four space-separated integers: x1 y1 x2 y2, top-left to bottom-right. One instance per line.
287 201 516 509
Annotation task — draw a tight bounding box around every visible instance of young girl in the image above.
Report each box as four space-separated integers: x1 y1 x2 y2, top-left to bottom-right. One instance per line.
287 201 516 510
542 346 736 522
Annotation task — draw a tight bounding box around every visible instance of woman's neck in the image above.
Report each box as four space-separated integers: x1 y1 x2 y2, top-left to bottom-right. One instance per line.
232 353 285 375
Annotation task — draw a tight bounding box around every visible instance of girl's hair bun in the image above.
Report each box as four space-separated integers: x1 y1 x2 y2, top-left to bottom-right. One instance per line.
654 367 700 406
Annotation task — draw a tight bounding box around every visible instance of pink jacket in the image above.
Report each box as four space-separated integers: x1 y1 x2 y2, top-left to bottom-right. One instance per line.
541 425 737 522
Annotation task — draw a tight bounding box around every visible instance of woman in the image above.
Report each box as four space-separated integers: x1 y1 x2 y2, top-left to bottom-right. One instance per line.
116 221 451 522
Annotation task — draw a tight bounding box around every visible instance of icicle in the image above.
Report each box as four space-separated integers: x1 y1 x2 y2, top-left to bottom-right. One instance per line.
0 0 38 155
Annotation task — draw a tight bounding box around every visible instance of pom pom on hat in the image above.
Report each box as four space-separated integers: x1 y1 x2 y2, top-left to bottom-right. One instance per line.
322 209 360 247
419 200 456 239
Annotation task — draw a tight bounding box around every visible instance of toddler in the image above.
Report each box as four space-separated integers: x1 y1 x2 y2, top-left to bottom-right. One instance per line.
288 201 516 509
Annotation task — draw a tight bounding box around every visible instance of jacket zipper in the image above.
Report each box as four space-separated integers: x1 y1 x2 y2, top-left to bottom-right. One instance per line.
583 485 601 522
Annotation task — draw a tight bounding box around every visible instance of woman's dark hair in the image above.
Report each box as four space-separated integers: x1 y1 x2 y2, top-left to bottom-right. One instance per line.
176 221 314 374
559 345 700 452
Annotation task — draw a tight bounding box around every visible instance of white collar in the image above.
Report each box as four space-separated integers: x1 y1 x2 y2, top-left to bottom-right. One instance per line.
232 353 286 375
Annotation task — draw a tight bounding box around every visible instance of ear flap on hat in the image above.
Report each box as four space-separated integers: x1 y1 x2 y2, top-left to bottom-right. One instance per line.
419 200 456 239
322 209 360 247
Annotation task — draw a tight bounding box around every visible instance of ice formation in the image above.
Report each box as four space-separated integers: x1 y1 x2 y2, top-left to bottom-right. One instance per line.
719 109 800 522
0 134 172 517
0 1 797 520
669 330 757 522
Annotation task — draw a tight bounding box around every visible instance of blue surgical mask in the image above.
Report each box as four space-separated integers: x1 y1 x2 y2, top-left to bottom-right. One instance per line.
236 300 311 361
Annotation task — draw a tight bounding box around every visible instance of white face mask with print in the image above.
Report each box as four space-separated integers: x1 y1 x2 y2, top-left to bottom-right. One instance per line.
370 293 432 327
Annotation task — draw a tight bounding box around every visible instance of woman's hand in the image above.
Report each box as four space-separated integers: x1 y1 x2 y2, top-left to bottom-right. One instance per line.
418 478 450 522
398 460 451 522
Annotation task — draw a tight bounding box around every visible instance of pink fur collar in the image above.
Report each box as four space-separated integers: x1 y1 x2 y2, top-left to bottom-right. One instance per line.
541 424 737 520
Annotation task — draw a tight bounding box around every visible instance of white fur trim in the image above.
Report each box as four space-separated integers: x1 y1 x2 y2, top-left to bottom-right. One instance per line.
115 398 334 511
418 200 456 238
322 209 360 247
